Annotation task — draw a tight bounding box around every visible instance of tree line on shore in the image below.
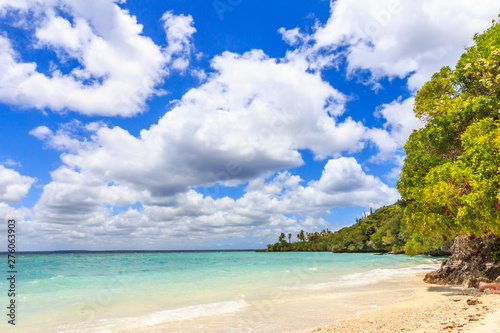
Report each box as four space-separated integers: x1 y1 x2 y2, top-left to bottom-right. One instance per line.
261 202 451 254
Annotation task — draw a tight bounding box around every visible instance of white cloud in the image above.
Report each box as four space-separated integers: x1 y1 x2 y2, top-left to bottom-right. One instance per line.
29 125 84 152
366 97 424 161
24 157 397 249
0 165 35 204
374 97 422 146
308 0 500 89
35 14 93 55
278 27 310 47
23 26 405 248
235 158 398 217
161 10 196 72
280 0 500 161
0 0 196 116
31 50 364 199
0 0 54 16
1 159 21 167
305 157 399 208
32 166 139 226
0 203 31 243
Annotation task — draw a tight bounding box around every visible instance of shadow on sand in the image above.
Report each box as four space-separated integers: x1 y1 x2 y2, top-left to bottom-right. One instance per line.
425 285 481 297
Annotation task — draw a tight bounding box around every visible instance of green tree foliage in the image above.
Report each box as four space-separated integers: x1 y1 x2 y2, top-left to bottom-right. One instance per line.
397 19 500 244
297 229 305 241
261 204 416 253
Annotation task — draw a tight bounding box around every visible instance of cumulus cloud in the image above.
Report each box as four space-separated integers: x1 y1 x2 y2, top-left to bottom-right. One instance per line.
32 166 139 225
374 97 422 147
237 158 399 216
29 124 86 152
22 44 385 248
25 157 398 249
0 0 196 116
31 50 364 200
0 165 35 204
305 157 399 207
366 97 424 161
304 0 500 90
279 0 500 161
162 10 196 71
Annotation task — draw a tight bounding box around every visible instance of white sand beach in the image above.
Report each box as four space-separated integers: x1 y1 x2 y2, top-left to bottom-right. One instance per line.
308 274 500 333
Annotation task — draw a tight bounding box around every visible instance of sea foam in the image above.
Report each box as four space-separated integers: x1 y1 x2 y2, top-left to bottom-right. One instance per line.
143 299 250 325
58 299 249 332
104 299 249 331
304 264 438 290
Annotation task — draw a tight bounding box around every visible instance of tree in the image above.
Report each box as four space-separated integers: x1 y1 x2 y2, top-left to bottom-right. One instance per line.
397 18 500 246
288 233 292 243
297 229 305 241
278 232 286 242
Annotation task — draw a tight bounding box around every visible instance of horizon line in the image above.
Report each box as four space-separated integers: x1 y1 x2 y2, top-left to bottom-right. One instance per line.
0 249 265 254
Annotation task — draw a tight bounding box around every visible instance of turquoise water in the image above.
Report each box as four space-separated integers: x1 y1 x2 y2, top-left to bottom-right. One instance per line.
1 251 442 332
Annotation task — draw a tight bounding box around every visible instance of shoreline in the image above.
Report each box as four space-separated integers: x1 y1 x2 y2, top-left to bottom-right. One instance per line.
306 273 500 333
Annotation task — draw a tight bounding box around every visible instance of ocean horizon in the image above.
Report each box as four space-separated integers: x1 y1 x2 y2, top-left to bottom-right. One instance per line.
1 249 261 255
1 251 442 332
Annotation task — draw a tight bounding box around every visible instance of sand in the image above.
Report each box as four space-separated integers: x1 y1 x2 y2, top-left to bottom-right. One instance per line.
307 276 500 333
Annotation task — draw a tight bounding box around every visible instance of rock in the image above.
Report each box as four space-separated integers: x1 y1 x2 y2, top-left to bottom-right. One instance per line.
424 235 500 288
388 249 405 255
466 298 479 306
425 241 453 256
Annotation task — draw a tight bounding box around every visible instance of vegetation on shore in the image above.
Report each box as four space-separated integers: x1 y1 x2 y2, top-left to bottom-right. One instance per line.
400 18 500 286
396 17 500 265
261 203 428 253
398 18 500 243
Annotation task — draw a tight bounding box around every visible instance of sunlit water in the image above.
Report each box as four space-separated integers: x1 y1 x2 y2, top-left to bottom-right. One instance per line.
0 251 442 332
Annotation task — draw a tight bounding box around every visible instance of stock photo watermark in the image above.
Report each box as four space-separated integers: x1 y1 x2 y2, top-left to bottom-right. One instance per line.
238 252 323 332
6 219 17 326
364 0 403 38
213 0 244 21
78 275 129 322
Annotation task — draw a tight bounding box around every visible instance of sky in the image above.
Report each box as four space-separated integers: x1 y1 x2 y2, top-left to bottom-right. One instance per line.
1 0 500 251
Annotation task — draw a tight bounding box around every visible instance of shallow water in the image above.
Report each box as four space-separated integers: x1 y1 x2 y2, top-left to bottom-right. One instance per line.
0 251 442 332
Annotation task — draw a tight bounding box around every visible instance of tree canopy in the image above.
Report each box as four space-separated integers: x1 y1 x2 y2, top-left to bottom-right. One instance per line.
397 18 500 243
261 204 416 253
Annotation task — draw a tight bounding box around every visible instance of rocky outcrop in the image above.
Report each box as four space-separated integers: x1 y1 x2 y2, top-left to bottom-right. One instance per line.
424 235 500 288
425 241 453 256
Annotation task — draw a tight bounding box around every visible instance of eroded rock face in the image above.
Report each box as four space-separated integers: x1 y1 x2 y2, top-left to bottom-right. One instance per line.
424 235 500 288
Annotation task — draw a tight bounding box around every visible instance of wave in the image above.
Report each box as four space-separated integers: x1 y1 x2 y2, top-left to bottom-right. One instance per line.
303 264 438 290
142 299 250 325
340 264 437 284
59 299 250 332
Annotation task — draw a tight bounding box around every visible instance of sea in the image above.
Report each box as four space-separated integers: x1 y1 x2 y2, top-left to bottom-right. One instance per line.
1 251 443 332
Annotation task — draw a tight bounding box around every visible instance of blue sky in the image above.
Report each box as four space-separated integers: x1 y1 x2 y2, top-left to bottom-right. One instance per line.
1 0 499 251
